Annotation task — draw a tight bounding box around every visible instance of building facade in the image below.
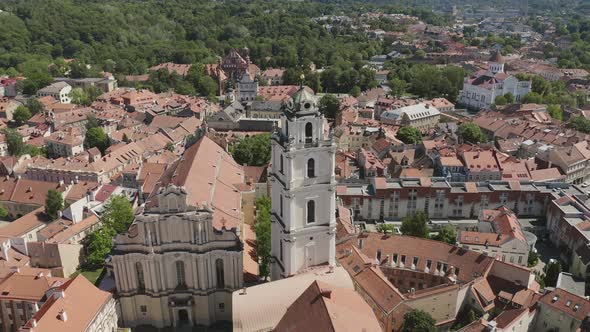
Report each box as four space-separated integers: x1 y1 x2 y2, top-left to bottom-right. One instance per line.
270 87 337 280
111 186 243 328
459 51 532 110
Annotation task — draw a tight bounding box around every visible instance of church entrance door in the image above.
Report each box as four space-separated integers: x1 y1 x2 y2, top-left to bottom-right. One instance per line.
178 309 189 326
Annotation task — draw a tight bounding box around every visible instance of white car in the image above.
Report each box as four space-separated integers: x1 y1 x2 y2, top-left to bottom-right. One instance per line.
582 182 589 188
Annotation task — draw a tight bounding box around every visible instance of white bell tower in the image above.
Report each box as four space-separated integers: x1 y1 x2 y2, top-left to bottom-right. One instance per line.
269 86 336 280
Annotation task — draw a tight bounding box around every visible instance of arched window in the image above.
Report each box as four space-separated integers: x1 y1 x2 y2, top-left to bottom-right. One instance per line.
307 158 315 178
305 122 313 142
175 261 186 287
307 200 315 224
135 262 145 290
216 259 225 289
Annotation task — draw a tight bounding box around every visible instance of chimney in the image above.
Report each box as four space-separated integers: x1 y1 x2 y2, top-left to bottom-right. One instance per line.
1 241 9 262
320 288 332 299
58 310 67 322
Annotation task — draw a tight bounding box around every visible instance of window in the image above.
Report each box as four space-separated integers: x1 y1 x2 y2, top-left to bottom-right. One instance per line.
175 261 186 287
307 200 315 224
140 305 147 314
219 303 225 312
376 250 382 262
280 195 284 217
305 122 313 142
216 259 225 289
279 155 284 174
307 158 315 178
136 262 145 290
280 240 284 262
393 253 398 264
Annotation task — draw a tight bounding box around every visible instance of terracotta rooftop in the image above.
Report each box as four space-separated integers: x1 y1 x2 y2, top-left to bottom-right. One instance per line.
149 136 243 231
20 275 112 332
274 280 381 332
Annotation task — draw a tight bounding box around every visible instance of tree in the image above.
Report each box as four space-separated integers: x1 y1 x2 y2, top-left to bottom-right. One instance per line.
528 251 539 267
85 127 109 154
12 105 32 126
70 88 90 106
568 116 590 133
230 133 271 166
400 211 429 238
402 310 436 332
100 195 134 234
0 204 8 219
349 86 361 97
397 126 422 144
3 129 24 156
389 78 407 98
544 260 562 287
319 94 340 119
85 114 100 130
458 123 487 144
523 92 544 104
25 99 43 115
504 92 515 104
122 133 130 143
84 227 115 268
255 196 272 280
433 224 457 245
165 142 175 152
547 104 563 121
494 95 507 106
377 223 395 233
45 189 64 220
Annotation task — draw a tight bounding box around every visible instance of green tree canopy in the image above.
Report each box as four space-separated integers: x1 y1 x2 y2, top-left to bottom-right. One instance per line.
230 133 271 166
433 224 457 245
25 98 43 115
319 94 341 119
255 196 272 280
3 128 24 156
547 104 563 121
101 195 134 234
544 260 562 287
397 126 422 144
45 189 64 220
12 105 32 127
402 310 436 332
400 211 429 238
494 95 507 106
85 127 109 154
84 227 115 268
458 123 487 144
85 114 100 130
504 92 515 104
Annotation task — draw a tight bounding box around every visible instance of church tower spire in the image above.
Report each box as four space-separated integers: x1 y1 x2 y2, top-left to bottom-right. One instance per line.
269 87 337 280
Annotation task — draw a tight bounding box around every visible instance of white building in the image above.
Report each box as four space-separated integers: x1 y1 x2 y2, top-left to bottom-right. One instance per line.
111 186 243 329
237 72 258 103
380 103 441 132
36 82 72 104
270 87 337 280
459 51 532 110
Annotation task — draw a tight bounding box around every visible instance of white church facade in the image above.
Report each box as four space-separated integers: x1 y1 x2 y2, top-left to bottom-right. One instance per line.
459 51 532 110
269 86 337 280
111 185 243 329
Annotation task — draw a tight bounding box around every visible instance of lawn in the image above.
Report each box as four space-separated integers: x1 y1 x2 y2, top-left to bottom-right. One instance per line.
74 267 104 285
